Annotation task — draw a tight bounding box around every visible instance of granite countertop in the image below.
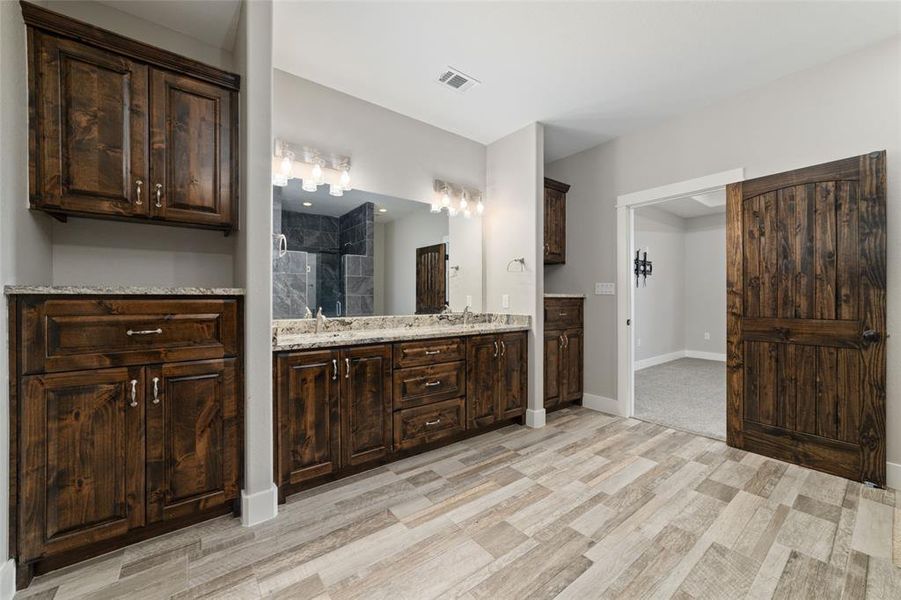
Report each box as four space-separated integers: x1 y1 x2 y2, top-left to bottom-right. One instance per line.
273 322 530 351
544 293 586 299
4 285 245 296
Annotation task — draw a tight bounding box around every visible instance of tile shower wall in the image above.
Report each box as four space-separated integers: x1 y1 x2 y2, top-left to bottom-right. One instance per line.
340 203 374 316
273 242 308 319
282 212 340 253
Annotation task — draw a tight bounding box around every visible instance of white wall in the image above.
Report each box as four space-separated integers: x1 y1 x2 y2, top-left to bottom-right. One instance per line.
486 123 544 424
381 211 448 315
545 37 901 470
234 0 276 525
36 0 239 288
634 206 685 362
373 222 386 314
272 70 486 310
684 213 726 356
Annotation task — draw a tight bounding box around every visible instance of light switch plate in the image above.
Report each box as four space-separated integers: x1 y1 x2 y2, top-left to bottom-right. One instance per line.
502 294 510 309
595 282 615 295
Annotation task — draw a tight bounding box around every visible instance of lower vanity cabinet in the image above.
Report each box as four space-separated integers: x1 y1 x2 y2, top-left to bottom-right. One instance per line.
10 295 242 584
544 297 585 409
275 344 393 491
466 332 528 428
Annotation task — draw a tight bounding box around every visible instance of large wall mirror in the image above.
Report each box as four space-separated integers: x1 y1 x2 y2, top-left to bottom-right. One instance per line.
273 182 483 318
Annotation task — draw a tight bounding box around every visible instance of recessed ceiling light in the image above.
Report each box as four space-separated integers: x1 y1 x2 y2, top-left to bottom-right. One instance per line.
378 208 388 213
302 201 313 207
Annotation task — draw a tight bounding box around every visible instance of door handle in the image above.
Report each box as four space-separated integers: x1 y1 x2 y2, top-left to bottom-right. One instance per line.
152 377 160 404
862 329 881 344
493 341 499 358
564 333 569 348
500 341 506 356
129 379 138 407
332 359 338 380
154 183 163 208
559 334 565 348
345 358 351 379
135 179 143 205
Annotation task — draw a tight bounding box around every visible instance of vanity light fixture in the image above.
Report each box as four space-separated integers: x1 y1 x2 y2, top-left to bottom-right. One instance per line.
378 207 388 213
272 139 352 194
302 201 313 207
340 168 351 191
476 196 485 215
432 179 484 218
328 183 344 197
302 178 318 193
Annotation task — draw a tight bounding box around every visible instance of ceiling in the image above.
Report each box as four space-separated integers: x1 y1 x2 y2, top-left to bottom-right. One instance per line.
277 181 438 223
651 189 726 219
95 0 242 51
272 1 900 162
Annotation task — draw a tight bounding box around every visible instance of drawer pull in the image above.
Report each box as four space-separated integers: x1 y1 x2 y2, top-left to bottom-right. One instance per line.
425 418 441 426
154 183 163 208
424 380 441 387
129 379 138 407
152 377 160 404
127 328 162 336
424 350 441 355
135 179 143 205
559 312 568 316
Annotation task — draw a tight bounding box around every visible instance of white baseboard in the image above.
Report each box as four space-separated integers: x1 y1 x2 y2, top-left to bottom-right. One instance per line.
0 559 15 600
634 350 685 371
241 483 278 527
887 461 901 491
581 393 625 417
525 408 546 428
684 350 727 362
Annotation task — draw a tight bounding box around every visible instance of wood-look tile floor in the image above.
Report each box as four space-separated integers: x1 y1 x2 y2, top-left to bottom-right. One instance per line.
19 407 901 600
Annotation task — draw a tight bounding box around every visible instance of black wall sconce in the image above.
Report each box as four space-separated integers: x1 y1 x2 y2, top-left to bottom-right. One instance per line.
634 249 653 287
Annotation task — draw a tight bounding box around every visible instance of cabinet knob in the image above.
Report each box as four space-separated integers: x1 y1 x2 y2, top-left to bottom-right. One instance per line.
129 379 138 407
154 183 163 208
135 180 143 205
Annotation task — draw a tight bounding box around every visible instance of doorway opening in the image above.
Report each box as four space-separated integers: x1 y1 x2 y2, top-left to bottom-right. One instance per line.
615 169 744 439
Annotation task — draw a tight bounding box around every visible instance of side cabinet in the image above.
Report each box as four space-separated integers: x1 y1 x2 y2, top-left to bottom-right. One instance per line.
11 295 243 586
466 332 528 428
544 297 584 410
544 178 571 264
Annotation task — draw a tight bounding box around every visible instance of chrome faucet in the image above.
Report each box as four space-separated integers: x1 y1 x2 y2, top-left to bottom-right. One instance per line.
303 306 313 319
463 305 472 327
315 307 327 333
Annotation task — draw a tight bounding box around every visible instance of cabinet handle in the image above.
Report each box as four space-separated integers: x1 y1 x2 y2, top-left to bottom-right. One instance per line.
424 380 441 387
424 350 441 355
152 377 160 404
425 418 441 426
564 333 569 348
545 243 549 255
135 179 143 205
493 341 499 358
332 359 338 380
500 341 506 356
559 334 565 347
154 183 163 208
129 379 138 407
127 328 162 336
345 358 351 379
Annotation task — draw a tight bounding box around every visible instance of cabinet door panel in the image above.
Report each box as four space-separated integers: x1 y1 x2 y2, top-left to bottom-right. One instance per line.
32 33 148 217
277 351 340 486
544 330 563 408
146 359 238 523
466 335 499 428
564 329 584 401
544 188 565 264
499 332 527 420
150 69 234 228
341 345 393 467
20 367 145 561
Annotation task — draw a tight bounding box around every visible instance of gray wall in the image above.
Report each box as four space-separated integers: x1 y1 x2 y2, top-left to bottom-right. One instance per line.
684 214 726 356
634 207 685 361
545 37 901 466
381 210 449 315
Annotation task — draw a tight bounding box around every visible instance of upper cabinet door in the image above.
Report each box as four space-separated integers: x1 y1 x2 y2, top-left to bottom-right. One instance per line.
340 345 393 468
19 367 145 562
30 33 149 218
150 69 235 230
145 359 239 524
544 178 570 265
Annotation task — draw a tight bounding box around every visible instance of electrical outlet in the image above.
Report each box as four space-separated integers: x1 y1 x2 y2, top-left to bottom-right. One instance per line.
704 332 711 340
595 282 615 295
502 294 510 309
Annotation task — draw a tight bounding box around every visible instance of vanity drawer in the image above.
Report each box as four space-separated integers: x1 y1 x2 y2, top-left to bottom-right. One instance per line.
393 337 465 368
394 397 465 451
20 298 239 374
544 298 583 329
393 361 466 410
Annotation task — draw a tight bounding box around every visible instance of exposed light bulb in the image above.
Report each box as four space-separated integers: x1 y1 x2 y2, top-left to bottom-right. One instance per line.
340 169 351 191
312 162 324 185
272 173 288 187
441 191 451 207
280 155 293 176
430 202 442 214
302 179 317 192
329 183 344 197
476 199 485 215
459 192 468 210
447 205 458 217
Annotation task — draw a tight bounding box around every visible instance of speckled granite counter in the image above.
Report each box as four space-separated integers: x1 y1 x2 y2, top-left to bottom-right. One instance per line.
544 293 586 299
272 313 531 351
4 285 245 296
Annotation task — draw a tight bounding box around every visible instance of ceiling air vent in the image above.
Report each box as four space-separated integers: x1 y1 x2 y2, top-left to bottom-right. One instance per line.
437 67 480 93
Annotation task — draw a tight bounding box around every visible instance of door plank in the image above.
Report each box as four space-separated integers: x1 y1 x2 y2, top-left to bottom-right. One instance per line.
743 342 760 423
795 345 818 435
741 318 861 348
760 192 779 318
743 195 762 318
836 181 860 320
725 182 744 447
758 342 777 426
837 349 861 444
776 343 797 430
816 346 839 439
776 187 796 318
814 182 837 319
794 184 816 319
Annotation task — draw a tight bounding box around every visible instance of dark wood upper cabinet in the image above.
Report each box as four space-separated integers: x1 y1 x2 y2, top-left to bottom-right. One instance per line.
145 359 239 524
544 178 570 265
23 2 239 232
341 345 393 467
19 367 146 562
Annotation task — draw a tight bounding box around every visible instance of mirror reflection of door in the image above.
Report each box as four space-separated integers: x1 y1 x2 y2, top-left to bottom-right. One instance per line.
416 243 447 314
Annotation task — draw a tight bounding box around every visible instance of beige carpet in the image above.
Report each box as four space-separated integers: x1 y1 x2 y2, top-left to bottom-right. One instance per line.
634 357 726 440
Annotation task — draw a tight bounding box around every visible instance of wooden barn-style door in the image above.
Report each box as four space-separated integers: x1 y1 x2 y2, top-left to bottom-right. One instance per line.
726 151 887 486
415 243 447 314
